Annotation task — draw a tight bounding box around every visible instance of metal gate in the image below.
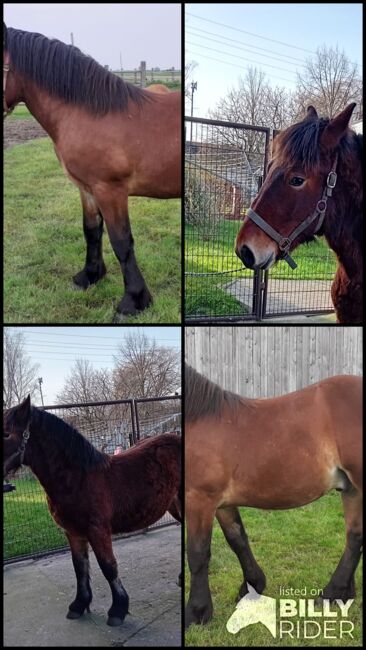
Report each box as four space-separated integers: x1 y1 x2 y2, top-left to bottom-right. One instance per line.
185 116 336 322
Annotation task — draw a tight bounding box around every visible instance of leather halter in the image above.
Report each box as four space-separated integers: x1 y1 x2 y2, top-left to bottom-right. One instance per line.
3 423 31 475
3 60 14 118
246 154 338 269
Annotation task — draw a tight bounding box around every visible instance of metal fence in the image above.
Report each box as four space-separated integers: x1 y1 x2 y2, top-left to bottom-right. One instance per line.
4 396 181 563
185 116 336 322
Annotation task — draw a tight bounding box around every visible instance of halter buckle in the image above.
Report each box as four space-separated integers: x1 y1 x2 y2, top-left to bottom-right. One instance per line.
278 237 291 252
327 170 337 190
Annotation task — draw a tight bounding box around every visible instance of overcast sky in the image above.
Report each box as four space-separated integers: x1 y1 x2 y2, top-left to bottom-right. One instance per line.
4 3 181 70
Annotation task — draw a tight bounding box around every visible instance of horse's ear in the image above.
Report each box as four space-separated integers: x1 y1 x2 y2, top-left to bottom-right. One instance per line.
306 106 318 120
320 103 357 150
16 395 32 425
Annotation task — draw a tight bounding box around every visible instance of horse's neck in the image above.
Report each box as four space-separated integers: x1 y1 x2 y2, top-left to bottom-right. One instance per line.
25 428 76 498
21 79 66 142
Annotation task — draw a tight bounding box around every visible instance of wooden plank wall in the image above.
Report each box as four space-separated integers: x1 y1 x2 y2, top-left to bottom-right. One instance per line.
185 326 362 397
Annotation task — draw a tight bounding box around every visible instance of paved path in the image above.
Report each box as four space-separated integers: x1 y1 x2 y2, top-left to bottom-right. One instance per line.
4 525 181 647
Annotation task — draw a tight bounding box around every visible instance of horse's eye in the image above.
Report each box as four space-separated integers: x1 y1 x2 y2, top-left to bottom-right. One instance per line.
289 177 305 187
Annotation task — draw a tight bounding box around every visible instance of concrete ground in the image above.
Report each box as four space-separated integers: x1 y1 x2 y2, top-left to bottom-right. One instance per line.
4 525 182 647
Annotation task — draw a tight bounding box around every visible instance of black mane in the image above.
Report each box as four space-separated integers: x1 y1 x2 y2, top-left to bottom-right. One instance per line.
31 407 109 470
5 26 150 115
276 114 361 178
185 364 244 423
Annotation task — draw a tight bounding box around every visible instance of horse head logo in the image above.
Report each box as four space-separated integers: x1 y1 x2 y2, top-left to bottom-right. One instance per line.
227 583 277 638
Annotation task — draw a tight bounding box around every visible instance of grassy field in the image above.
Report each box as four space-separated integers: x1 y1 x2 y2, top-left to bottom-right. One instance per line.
7 104 32 119
4 476 67 560
185 221 337 318
185 493 363 647
4 139 181 323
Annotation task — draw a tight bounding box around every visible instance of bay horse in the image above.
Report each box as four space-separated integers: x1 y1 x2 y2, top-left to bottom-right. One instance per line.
3 396 181 626
3 25 181 320
235 104 362 324
185 364 362 628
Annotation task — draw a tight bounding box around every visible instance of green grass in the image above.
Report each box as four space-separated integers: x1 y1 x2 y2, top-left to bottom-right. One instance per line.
185 221 337 318
7 104 32 119
4 139 181 323
4 476 67 559
185 494 362 647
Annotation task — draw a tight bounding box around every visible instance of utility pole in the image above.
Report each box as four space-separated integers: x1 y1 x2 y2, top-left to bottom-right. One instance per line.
120 52 123 72
70 32 74 46
38 377 44 407
190 81 197 142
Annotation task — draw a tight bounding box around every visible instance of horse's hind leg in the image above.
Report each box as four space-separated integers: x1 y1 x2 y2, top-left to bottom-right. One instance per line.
73 189 107 289
321 488 363 602
95 189 152 319
89 527 129 626
216 506 266 601
65 534 93 619
185 495 216 628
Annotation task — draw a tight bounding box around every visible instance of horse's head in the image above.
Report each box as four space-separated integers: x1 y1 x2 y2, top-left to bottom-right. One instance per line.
3 395 32 477
235 103 357 270
3 24 23 117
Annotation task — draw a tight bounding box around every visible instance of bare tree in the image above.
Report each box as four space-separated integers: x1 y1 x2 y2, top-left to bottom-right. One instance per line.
295 45 362 120
3 329 40 408
113 331 180 398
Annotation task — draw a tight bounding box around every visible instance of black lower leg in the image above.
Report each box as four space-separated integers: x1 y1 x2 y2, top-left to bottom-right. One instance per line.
67 545 92 619
186 535 213 628
108 230 152 316
321 530 362 601
97 557 129 626
73 213 106 288
216 506 266 600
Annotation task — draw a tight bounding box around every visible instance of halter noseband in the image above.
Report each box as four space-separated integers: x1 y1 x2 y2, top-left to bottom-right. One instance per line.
3 61 14 118
246 154 338 269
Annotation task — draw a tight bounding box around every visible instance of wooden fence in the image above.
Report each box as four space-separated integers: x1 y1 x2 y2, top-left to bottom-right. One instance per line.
185 326 362 397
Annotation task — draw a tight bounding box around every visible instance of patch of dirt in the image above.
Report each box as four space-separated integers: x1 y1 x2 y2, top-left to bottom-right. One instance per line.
4 117 48 149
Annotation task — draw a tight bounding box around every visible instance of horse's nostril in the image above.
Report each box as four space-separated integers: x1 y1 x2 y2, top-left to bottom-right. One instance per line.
238 245 255 269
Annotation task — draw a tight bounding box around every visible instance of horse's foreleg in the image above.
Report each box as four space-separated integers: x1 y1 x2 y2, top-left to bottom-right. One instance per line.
168 493 182 586
321 489 363 602
73 189 106 289
65 534 92 619
216 506 266 601
185 495 216 628
96 189 152 319
89 527 129 626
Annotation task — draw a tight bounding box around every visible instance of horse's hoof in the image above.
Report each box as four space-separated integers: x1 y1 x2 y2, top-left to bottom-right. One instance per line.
112 311 127 323
67 609 83 619
107 615 125 626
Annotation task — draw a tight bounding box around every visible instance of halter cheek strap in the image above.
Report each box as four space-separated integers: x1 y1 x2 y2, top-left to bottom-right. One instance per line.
3 423 31 475
3 60 14 118
246 154 338 269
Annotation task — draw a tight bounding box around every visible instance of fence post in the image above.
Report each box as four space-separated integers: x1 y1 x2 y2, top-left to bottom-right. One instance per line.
129 400 138 445
140 61 146 88
133 399 141 440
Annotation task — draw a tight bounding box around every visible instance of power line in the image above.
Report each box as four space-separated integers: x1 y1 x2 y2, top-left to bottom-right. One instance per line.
186 11 316 54
186 39 298 76
186 48 296 85
186 27 307 68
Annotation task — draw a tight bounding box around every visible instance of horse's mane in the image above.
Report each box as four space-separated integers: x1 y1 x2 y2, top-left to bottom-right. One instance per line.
5 26 151 116
185 364 244 423
31 407 109 470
